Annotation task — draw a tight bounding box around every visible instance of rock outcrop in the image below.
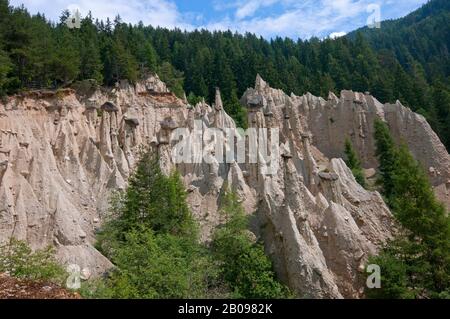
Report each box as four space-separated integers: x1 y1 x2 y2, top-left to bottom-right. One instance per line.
0 74 448 298
298 90 450 210
240 77 395 298
0 75 185 277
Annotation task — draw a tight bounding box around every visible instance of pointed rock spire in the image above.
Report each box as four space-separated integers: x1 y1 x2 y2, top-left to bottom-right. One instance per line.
328 92 339 104
255 74 267 91
215 87 223 111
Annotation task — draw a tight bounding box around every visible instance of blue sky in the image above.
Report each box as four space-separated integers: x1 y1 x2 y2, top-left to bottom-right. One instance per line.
10 0 429 39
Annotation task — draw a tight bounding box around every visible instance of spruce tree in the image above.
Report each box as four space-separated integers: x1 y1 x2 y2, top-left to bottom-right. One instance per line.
368 121 450 299
108 149 196 240
50 14 81 86
79 14 103 83
373 119 398 204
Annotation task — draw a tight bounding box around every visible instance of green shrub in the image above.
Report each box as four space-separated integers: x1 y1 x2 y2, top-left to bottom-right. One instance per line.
98 228 222 299
0 239 66 284
78 279 115 299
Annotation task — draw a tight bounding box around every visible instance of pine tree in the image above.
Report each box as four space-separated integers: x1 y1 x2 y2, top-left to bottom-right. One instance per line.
79 40 103 84
0 0 9 44
79 14 103 83
373 119 398 204
51 21 80 86
187 92 203 106
372 76 393 103
109 149 196 240
3 6 34 89
106 38 138 84
143 41 158 72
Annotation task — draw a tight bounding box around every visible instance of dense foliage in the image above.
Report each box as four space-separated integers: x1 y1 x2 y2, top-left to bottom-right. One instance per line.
0 0 448 148
104 151 197 240
350 0 450 150
94 150 218 298
89 149 289 299
367 120 450 299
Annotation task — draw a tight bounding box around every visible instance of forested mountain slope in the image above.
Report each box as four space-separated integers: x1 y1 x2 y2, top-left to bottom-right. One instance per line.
349 0 450 148
0 0 448 149
350 0 450 73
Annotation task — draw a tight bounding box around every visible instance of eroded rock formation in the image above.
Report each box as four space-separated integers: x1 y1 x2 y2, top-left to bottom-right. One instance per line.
298 89 450 210
0 74 448 298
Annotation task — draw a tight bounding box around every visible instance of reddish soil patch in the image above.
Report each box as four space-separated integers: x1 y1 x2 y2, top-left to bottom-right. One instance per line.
138 91 184 107
19 88 76 99
0 274 81 299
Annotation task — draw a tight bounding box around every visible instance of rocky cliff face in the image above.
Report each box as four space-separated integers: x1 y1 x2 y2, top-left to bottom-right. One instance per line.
297 89 450 210
0 76 186 277
0 74 448 298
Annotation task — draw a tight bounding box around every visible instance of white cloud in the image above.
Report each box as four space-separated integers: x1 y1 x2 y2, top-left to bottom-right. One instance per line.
208 0 427 38
10 0 429 39
234 0 278 20
329 31 347 39
10 0 194 29
205 0 374 38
